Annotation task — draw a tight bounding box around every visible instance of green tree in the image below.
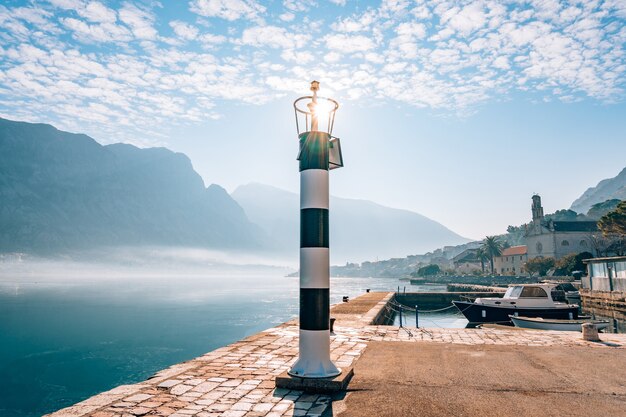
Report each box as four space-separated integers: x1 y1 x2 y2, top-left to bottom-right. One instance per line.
598 201 626 235
545 209 586 221
413 264 441 277
482 236 503 274
525 257 556 276
598 201 626 256
555 251 594 276
475 247 489 273
587 199 621 219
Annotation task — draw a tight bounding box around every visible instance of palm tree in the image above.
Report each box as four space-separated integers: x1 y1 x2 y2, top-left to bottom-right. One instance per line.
482 236 503 274
475 247 489 273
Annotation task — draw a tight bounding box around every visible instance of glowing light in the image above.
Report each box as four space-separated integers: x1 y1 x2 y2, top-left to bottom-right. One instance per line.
294 82 338 135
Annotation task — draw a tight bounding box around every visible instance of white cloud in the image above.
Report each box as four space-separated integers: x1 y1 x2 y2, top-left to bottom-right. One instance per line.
60 17 132 43
189 0 265 21
283 0 316 13
47 0 85 10
119 3 157 40
324 51 342 63
332 10 377 32
198 33 227 45
440 3 487 37
170 20 199 40
280 49 314 63
0 0 624 144
77 2 117 24
239 25 308 49
324 34 376 53
492 55 509 70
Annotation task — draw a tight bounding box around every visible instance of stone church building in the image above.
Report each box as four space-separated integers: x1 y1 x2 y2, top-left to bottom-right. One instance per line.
525 195 597 260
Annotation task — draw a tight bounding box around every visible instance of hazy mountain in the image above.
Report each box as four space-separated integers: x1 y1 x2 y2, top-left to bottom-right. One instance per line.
570 167 626 214
232 183 470 264
0 118 263 254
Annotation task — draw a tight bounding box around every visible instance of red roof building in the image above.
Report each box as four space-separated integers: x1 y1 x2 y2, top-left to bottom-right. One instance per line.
494 245 528 275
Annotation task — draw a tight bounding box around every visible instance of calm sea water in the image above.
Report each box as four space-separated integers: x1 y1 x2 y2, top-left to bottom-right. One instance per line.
0 273 449 417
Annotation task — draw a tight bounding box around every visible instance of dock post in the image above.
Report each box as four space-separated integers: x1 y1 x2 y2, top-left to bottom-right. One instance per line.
582 323 600 342
399 305 403 327
415 305 419 328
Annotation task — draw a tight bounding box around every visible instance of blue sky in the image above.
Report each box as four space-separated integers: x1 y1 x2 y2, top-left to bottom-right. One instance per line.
0 0 625 240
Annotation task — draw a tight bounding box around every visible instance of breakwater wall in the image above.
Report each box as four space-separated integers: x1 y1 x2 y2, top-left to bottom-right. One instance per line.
410 275 538 286
446 284 507 293
394 291 502 309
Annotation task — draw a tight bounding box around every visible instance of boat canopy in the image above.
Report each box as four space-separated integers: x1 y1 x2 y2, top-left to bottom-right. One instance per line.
504 285 549 299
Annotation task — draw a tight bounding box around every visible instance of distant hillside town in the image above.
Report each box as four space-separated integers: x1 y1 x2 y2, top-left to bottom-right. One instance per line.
332 194 625 278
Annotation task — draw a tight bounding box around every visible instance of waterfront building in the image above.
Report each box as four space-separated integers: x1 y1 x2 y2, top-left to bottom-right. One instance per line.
582 256 626 292
452 249 482 273
494 245 528 275
580 256 626 320
525 195 597 259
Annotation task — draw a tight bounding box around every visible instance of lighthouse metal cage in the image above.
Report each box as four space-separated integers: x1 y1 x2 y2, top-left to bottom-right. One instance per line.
294 82 343 170
293 95 339 136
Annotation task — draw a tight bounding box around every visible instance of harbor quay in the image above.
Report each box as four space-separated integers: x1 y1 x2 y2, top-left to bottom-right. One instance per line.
46 292 626 417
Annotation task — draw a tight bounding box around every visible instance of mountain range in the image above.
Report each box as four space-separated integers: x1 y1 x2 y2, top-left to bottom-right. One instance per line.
0 117 468 261
232 183 469 263
0 118 263 254
570 167 626 215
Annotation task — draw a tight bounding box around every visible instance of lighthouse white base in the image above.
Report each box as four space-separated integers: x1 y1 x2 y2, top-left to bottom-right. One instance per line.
288 330 341 378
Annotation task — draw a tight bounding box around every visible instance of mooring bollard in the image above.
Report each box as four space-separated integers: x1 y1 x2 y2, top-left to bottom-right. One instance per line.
582 323 600 342
399 305 403 327
330 317 336 333
366 288 370 293
415 305 419 329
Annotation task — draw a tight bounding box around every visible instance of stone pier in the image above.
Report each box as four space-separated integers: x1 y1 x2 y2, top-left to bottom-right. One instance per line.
47 291 626 417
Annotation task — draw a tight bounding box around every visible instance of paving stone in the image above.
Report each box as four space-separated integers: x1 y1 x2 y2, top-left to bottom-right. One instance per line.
125 394 153 403
154 406 176 415
137 400 162 408
252 402 274 413
128 406 151 416
91 412 117 417
112 402 135 408
158 380 182 388
170 385 193 395
221 411 246 417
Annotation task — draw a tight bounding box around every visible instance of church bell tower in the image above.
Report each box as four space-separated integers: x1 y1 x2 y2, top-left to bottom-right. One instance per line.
532 194 544 224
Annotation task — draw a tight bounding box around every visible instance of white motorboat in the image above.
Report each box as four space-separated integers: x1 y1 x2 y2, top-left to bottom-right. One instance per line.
453 283 579 324
509 315 610 332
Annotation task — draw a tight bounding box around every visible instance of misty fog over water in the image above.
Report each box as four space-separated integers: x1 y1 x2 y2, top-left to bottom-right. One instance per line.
0 258 448 417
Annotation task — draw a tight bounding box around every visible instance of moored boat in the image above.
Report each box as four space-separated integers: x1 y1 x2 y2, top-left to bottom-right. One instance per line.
453 283 579 325
510 315 610 332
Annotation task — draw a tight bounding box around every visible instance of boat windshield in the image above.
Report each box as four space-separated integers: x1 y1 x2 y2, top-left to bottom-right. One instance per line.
520 286 548 298
504 286 523 298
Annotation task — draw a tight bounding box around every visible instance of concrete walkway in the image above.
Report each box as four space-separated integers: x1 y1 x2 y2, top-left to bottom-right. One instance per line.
46 292 626 417
337 342 626 417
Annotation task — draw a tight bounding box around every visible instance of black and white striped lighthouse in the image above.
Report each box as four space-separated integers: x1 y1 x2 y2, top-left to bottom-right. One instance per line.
289 81 343 378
